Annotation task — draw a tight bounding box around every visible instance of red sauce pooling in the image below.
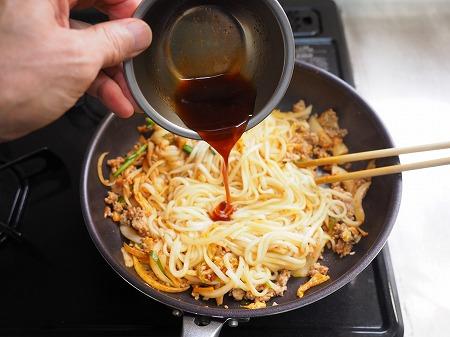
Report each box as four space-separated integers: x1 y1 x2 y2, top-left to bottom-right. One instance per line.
210 201 235 222
174 73 256 220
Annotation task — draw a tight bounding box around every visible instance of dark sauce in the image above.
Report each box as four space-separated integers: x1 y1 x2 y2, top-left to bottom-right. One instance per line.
174 73 256 221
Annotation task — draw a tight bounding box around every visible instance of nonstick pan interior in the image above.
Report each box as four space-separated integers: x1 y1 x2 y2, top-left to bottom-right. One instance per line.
81 61 402 319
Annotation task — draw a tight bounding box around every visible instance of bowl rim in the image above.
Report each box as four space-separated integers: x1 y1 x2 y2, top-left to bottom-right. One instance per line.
124 0 295 140
82 60 402 319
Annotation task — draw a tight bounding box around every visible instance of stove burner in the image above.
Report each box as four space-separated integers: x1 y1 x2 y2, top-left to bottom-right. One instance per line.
0 148 66 247
0 221 23 242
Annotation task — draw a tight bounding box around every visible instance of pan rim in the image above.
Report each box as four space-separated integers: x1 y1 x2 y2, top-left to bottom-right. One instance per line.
81 60 402 319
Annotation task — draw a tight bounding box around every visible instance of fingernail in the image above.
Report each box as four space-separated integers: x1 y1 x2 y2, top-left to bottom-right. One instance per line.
126 20 152 51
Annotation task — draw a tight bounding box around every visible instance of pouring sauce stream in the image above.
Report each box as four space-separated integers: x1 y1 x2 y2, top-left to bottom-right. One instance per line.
174 73 256 220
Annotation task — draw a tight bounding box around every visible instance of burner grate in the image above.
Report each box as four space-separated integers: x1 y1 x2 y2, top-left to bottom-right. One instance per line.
0 148 65 247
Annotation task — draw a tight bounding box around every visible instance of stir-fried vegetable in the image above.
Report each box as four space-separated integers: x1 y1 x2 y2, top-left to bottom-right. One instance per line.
121 247 134 267
242 301 266 309
133 257 190 293
353 182 371 223
297 273 330 298
150 251 167 276
97 152 115 187
183 144 193 154
123 243 148 261
193 285 214 294
145 117 155 128
113 144 148 178
149 251 172 285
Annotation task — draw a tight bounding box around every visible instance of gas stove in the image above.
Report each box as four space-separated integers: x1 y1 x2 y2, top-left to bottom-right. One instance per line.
0 1 403 336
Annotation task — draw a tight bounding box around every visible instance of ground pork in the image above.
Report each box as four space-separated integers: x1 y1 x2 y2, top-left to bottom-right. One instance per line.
286 106 348 163
330 185 355 218
288 125 318 160
276 269 291 288
331 223 364 257
104 206 112 218
113 201 124 213
128 207 149 236
104 191 126 214
104 191 118 205
308 263 329 277
231 289 245 301
107 157 124 170
237 269 291 303
119 212 130 226
317 109 348 139
254 289 276 302
196 262 215 283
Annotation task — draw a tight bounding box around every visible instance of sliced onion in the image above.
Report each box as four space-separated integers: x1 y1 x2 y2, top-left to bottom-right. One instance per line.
121 248 134 268
123 243 147 260
353 182 371 223
309 115 332 144
149 254 173 285
97 152 114 186
133 257 189 293
197 282 234 299
332 142 349 156
120 225 142 244
332 165 354 193
216 296 224 306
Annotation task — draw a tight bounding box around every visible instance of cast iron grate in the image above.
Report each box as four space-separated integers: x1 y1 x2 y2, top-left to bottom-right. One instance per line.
0 148 65 247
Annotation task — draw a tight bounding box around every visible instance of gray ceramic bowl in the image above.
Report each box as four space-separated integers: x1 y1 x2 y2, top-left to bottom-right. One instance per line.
124 0 295 140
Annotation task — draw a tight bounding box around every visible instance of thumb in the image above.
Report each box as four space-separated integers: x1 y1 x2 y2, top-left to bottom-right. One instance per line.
82 18 152 69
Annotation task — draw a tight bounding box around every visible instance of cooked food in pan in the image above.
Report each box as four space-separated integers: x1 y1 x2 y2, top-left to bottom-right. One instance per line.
98 100 371 308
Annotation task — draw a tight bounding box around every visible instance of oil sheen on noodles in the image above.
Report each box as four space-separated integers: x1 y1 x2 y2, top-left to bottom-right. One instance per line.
100 103 370 307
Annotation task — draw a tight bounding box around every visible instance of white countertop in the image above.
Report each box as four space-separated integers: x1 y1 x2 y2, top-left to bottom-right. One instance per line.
335 0 450 336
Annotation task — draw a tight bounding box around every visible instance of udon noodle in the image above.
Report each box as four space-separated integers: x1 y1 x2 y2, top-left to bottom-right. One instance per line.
100 101 371 308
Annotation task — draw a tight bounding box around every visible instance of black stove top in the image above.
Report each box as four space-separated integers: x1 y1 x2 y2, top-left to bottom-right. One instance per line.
0 1 403 336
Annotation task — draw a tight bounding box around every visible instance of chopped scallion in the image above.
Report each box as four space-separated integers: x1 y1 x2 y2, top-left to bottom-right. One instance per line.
183 144 193 154
151 250 167 276
113 144 148 178
145 117 155 128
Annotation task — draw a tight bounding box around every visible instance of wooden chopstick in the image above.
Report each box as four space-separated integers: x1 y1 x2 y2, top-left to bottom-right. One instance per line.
298 141 450 168
315 156 450 185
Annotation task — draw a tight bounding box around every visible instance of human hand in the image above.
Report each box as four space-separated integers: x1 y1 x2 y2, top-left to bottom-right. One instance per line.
0 0 152 142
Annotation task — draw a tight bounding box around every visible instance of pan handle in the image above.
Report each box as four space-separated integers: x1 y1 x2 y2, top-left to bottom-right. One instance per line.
181 315 229 337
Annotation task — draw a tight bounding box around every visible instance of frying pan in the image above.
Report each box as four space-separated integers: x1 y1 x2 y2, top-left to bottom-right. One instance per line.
81 61 402 336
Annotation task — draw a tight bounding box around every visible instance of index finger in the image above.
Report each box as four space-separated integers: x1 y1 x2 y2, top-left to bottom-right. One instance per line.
71 0 141 19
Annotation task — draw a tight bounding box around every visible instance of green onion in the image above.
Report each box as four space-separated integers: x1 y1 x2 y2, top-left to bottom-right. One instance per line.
118 196 125 204
210 147 216 156
183 144 193 154
151 250 167 276
145 117 155 128
113 144 148 178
